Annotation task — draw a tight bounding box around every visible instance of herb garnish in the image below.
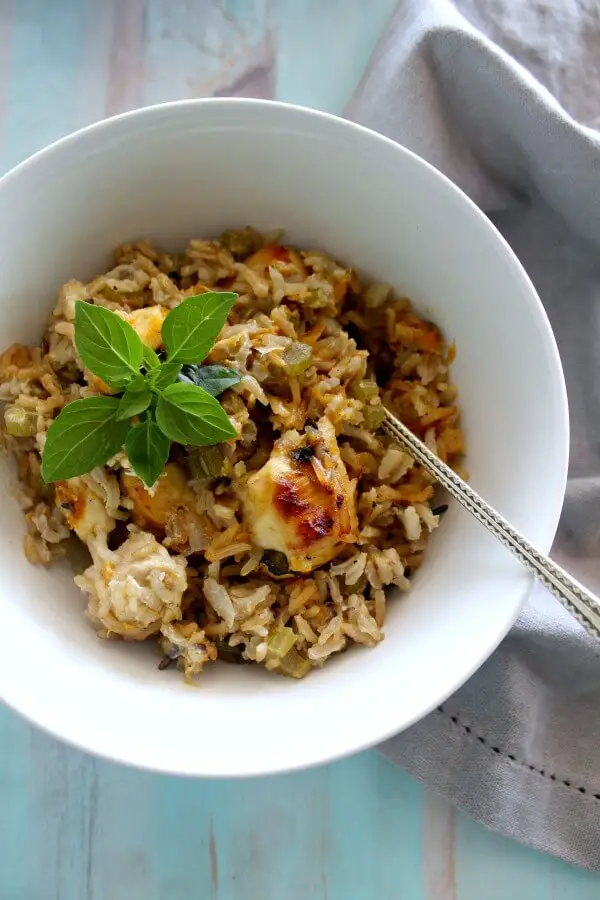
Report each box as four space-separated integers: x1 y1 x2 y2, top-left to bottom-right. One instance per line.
177 364 243 397
41 293 241 487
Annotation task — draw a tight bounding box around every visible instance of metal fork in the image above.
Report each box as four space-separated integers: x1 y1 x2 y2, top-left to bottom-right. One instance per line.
382 407 600 641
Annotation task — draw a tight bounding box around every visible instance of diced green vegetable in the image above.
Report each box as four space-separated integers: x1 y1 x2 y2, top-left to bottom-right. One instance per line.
219 227 263 260
281 341 312 376
4 405 38 437
267 625 297 660
278 648 312 679
362 404 386 431
187 444 224 482
352 379 379 402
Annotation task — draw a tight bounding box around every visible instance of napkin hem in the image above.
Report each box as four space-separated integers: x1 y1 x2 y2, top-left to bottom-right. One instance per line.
438 705 600 801
380 705 600 872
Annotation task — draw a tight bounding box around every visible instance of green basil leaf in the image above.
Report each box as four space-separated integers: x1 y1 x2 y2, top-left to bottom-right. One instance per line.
155 382 237 446
75 300 143 388
42 397 130 483
148 361 182 392
125 417 170 488
177 364 241 397
142 344 161 370
116 377 152 421
161 292 237 363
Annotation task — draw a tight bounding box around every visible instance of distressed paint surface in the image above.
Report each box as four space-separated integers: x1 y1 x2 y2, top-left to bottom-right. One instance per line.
0 1 599 897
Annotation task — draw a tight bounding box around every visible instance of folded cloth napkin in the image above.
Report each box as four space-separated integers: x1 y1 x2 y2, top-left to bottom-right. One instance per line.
346 0 600 872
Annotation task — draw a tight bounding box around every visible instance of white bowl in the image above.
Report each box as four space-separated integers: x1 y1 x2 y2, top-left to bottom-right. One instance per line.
0 100 568 777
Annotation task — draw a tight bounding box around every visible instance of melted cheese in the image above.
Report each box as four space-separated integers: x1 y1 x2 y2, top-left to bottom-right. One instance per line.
244 418 357 573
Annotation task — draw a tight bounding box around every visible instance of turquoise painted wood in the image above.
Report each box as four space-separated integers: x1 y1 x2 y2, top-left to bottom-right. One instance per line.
0 1 599 897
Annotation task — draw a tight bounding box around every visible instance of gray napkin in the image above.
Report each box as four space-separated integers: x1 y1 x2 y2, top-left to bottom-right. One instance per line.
346 0 600 872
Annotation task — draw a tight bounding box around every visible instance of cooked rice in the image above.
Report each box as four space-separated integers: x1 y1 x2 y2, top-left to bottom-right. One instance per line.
0 228 463 679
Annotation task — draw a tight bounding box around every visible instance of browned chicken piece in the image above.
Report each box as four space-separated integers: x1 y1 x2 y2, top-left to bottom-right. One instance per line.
124 305 168 350
55 476 116 542
121 463 195 533
243 417 358 573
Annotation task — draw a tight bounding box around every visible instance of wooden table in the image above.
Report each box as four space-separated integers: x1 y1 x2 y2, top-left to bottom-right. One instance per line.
0 2 599 897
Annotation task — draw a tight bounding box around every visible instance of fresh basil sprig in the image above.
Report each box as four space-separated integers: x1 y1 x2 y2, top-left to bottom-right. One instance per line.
116 376 152 421
161 292 238 363
156 382 238 445
42 397 131 482
142 344 160 370
124 418 171 489
177 364 241 397
75 301 143 389
42 292 239 487
148 361 182 392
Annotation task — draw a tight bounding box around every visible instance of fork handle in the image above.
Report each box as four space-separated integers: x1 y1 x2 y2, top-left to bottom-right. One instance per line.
382 411 600 641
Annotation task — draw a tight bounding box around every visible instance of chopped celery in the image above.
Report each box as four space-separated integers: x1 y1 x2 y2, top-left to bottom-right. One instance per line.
219 227 263 260
363 405 386 431
4 405 37 437
352 379 379 402
281 342 312 376
279 648 312 679
267 625 297 659
187 445 223 481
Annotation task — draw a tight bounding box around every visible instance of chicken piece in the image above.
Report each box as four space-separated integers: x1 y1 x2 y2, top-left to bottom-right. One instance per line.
121 462 209 553
55 476 116 542
244 417 358 573
121 463 195 533
125 305 168 350
76 530 188 640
